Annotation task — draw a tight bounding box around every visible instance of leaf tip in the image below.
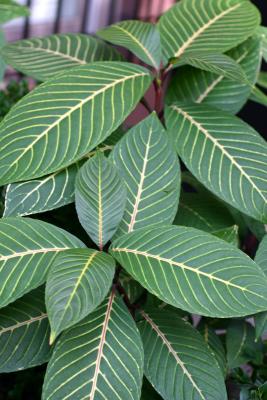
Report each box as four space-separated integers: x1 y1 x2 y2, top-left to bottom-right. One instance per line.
49 331 57 345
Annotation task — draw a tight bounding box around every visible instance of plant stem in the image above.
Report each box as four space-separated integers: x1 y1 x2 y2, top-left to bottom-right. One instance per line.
140 97 152 113
154 78 162 116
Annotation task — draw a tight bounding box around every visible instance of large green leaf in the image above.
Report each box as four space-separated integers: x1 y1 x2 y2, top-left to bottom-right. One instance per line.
166 103 267 223
158 0 260 63
1 33 123 81
110 113 180 238
0 0 29 24
46 249 115 343
175 192 235 232
110 225 267 317
0 62 152 186
166 37 261 114
4 162 82 217
75 153 126 249
174 52 248 84
0 287 50 372
97 20 161 69
226 320 263 368
0 217 85 308
138 309 227 400
42 291 143 400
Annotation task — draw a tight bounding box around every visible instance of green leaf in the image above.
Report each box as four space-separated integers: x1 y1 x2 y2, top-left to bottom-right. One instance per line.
110 113 180 238
226 320 263 368
110 225 267 317
0 62 152 185
119 270 144 303
75 153 126 249
97 20 161 69
257 72 267 89
174 52 248 84
158 0 260 63
254 236 267 340
255 312 267 340
138 309 227 400
255 234 267 276
258 26 267 62
0 0 29 24
1 33 123 81
42 291 144 400
4 162 82 217
46 248 115 343
198 323 227 377
212 225 239 246
166 103 267 223
166 37 261 114
174 192 235 232
250 86 267 107
0 217 85 308
0 287 50 372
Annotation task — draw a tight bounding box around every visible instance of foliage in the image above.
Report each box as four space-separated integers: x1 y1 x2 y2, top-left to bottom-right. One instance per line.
0 1 267 399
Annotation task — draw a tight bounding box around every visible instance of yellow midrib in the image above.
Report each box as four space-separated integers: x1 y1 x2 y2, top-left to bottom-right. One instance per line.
175 3 241 58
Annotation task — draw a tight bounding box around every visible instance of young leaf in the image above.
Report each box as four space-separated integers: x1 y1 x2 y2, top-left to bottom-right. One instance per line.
166 36 261 114
138 309 227 400
4 162 82 217
1 33 123 81
0 62 152 186
46 249 115 343
226 320 263 368
212 225 239 246
110 113 180 238
75 153 126 249
97 20 161 69
158 0 260 63
42 291 144 400
0 287 50 373
174 52 248 84
0 217 85 308
0 0 29 24
174 192 235 232
110 225 267 317
166 103 267 223
198 323 227 377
